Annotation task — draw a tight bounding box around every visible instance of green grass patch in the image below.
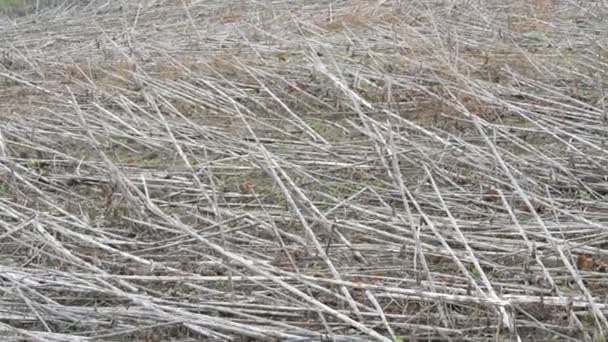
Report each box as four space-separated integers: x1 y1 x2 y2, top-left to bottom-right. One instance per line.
0 0 22 9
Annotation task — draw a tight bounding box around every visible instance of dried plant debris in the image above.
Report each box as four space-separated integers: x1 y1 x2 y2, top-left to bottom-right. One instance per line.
1 0 608 341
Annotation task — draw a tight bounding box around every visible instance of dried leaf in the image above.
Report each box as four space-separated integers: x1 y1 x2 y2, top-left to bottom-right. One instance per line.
576 255 593 271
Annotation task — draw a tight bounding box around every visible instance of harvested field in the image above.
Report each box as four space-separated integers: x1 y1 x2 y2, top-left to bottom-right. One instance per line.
1 0 608 341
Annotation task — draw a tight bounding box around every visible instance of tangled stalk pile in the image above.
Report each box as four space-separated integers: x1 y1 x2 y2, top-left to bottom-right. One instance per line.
1 0 607 341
